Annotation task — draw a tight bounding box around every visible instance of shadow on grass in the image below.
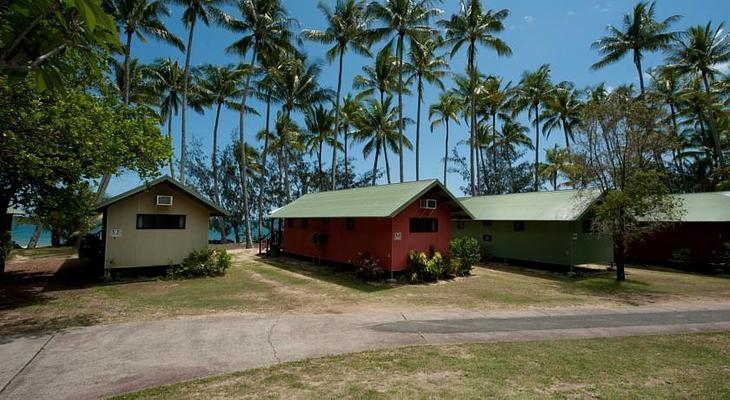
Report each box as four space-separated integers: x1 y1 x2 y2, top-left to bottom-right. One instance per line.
0 313 102 343
253 255 395 293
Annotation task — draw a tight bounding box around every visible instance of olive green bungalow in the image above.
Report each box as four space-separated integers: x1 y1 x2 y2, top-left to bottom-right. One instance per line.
453 190 613 268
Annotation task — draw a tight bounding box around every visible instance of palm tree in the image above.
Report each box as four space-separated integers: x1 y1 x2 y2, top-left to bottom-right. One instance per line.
340 94 359 186
303 0 374 190
498 118 533 192
405 34 447 180
439 0 511 194
667 22 729 167
648 67 685 175
173 0 226 185
542 81 582 152
478 75 513 191
540 145 571 191
353 96 402 185
195 64 245 243
429 92 461 186
110 57 156 106
590 1 680 95
303 104 336 190
270 57 332 201
512 64 555 191
368 0 442 183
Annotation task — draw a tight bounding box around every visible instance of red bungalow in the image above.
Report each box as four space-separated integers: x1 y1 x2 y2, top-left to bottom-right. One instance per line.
267 180 473 271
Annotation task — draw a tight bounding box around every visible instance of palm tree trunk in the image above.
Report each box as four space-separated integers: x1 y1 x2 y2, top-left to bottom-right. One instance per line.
257 91 272 244
468 44 476 195
123 29 133 107
562 116 571 152
479 146 489 193
506 144 516 191
285 109 292 202
331 47 345 190
634 51 645 96
397 34 405 183
212 101 227 243
27 223 43 249
372 141 381 186
167 111 175 179
668 102 684 177
534 104 541 192
343 122 349 187
700 71 726 168
415 75 423 180
318 141 323 191
443 120 449 186
239 49 257 248
491 113 499 192
382 141 391 184
180 14 197 185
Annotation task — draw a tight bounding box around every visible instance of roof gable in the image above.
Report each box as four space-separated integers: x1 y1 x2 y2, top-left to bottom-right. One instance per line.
459 189 602 221
95 176 228 216
268 180 473 219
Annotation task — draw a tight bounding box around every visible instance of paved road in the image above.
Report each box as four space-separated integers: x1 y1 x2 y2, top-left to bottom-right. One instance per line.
1 304 729 400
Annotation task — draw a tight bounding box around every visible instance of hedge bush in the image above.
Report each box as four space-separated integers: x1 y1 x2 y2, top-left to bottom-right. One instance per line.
448 237 481 276
168 247 231 279
407 250 443 283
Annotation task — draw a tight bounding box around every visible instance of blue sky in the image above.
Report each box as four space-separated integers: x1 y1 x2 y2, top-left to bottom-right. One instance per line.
109 0 729 198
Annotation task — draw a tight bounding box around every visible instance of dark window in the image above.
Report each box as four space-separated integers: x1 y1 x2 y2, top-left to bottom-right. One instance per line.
286 218 294 228
483 234 492 242
136 214 186 229
513 221 525 232
456 221 465 230
410 218 438 233
482 220 492 226
301 218 309 228
346 218 355 231
582 219 594 233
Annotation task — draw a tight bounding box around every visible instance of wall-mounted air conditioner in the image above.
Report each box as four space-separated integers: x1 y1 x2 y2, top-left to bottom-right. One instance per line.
156 195 173 206
420 199 437 209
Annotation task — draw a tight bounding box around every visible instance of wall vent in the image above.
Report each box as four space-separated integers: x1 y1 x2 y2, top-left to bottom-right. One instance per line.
420 199 437 209
156 195 173 206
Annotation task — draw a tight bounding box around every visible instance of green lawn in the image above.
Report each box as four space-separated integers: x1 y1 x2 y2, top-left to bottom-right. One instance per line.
1 252 729 336
9 246 76 260
115 332 730 399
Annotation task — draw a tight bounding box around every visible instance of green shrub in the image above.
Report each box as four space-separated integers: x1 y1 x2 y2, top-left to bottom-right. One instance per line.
448 237 481 276
441 255 461 278
407 250 443 283
356 251 386 280
168 247 231 279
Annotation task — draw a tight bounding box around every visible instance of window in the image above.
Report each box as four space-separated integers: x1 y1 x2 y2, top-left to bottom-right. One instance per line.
346 218 355 231
456 221 465 230
513 221 525 232
410 218 438 233
582 219 594 233
286 218 294 228
301 218 309 228
419 199 437 209
483 234 492 242
136 214 185 229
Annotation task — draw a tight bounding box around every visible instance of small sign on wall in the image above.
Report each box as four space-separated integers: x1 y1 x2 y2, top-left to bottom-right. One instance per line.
393 232 402 241
111 228 122 238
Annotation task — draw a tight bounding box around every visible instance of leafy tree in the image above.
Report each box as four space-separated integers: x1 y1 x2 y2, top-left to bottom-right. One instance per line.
429 92 461 185
369 0 442 182
591 1 680 95
303 0 375 190
30 183 96 247
571 92 681 281
303 104 337 190
439 0 511 194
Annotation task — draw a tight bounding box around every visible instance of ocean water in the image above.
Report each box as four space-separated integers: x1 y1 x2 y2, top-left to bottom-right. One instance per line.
10 221 267 248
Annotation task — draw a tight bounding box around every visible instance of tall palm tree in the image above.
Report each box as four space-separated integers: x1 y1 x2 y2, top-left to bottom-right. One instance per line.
219 0 294 246
648 67 685 175
270 57 332 201
340 94 359 186
591 1 680 95
368 0 442 183
439 0 511 194
542 81 582 152
667 22 729 167
429 92 461 186
405 34 447 180
110 57 156 106
498 118 533 192
353 96 405 185
478 75 512 191
512 64 555 191
539 145 571 191
303 0 374 190
195 64 245 243
174 0 227 185
303 104 336 190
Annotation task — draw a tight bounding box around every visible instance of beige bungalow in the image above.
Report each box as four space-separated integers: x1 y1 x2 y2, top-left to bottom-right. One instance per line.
95 176 227 272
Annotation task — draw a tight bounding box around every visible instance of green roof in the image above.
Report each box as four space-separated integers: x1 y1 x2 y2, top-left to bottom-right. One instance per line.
268 179 473 219
459 189 602 221
95 176 228 216
6 207 25 215
669 192 730 222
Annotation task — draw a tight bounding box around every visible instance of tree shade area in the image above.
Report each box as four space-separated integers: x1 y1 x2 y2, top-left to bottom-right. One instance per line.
0 0 728 280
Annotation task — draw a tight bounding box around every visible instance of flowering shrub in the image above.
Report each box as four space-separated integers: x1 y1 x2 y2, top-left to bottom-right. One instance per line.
407 250 443 283
356 251 385 280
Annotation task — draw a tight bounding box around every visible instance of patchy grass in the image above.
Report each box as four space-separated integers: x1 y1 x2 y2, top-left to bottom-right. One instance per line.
1 251 729 337
114 332 730 399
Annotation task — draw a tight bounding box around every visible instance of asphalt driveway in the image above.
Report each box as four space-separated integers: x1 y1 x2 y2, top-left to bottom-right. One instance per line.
1 303 729 400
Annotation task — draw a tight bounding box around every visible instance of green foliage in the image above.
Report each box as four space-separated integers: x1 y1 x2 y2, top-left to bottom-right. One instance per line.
32 182 96 246
407 250 443 283
448 237 481 276
355 251 385 281
168 248 231 279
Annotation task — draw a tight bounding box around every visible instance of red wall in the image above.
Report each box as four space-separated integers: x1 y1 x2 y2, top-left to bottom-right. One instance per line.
281 191 453 271
627 222 729 265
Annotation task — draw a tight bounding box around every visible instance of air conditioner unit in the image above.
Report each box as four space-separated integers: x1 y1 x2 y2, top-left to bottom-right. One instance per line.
156 195 173 206
420 199 437 209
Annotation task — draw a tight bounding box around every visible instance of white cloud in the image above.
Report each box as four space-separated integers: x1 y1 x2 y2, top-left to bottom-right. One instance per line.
524 15 535 24
594 4 610 13
715 61 730 74
567 10 576 17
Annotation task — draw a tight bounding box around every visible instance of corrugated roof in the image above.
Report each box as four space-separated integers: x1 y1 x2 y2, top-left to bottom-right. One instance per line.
268 179 474 219
459 189 602 221
669 192 730 222
95 175 228 216
6 207 25 215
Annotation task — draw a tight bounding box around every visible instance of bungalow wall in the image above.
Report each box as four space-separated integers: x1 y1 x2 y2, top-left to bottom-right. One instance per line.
452 220 613 267
627 222 729 265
